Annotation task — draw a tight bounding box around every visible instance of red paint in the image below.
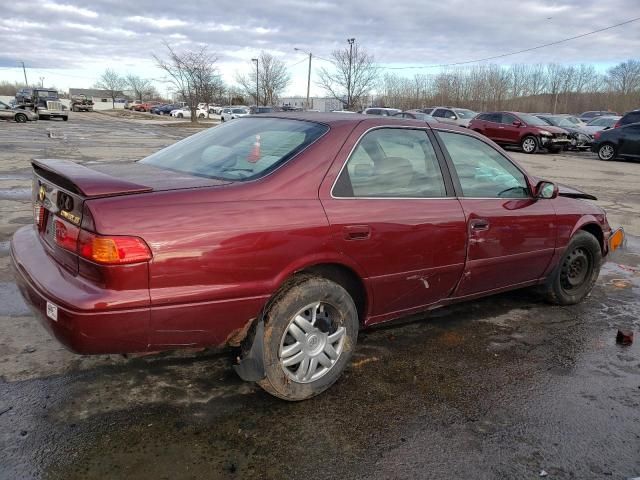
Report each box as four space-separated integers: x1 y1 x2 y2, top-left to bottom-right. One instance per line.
11 114 612 354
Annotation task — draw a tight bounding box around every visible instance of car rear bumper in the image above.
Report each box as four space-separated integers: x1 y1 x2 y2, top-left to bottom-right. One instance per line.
11 225 150 354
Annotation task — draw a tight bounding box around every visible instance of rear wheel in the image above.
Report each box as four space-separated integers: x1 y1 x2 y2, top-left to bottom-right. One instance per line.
598 143 616 161
177 113 183 118
256 276 358 401
14 113 27 123
543 231 602 305
521 135 538 154
198 113 205 119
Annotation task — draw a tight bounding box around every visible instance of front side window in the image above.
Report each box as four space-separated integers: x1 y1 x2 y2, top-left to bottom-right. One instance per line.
438 131 529 198
141 118 328 181
333 128 446 198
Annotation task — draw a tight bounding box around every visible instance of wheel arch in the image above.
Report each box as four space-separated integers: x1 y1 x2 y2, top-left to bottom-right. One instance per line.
576 221 604 253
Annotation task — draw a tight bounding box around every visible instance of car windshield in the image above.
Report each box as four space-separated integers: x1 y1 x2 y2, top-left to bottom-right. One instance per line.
545 117 574 127
140 118 328 181
518 113 548 126
37 91 57 98
454 109 476 118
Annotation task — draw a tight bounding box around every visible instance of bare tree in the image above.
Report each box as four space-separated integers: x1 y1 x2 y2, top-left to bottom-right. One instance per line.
606 59 640 95
95 69 127 108
318 41 379 110
236 51 290 106
126 74 153 101
154 42 221 122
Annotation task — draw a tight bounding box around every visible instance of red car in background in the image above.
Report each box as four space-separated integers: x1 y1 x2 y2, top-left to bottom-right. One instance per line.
469 111 571 153
11 114 622 401
131 101 161 112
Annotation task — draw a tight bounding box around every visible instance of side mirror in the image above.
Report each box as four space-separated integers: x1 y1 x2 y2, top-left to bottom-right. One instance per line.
513 121 523 127
535 180 558 199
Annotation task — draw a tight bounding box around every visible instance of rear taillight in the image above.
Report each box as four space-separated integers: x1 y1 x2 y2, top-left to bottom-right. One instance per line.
52 212 152 265
54 217 80 251
78 230 151 265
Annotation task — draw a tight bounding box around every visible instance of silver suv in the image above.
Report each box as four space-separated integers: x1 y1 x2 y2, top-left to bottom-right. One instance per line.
430 107 477 127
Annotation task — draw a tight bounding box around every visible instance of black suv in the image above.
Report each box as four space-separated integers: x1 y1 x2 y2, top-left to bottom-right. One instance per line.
615 109 640 128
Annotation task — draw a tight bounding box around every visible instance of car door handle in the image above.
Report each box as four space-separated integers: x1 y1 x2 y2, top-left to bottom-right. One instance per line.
343 225 371 240
470 219 490 232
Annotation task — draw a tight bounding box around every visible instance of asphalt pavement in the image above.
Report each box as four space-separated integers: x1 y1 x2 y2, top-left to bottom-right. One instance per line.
0 113 638 479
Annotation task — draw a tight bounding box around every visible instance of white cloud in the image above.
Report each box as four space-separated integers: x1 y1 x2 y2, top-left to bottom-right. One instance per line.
126 16 188 28
42 2 98 18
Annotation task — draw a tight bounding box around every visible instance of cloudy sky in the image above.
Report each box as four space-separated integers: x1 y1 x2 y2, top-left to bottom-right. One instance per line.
1 0 639 97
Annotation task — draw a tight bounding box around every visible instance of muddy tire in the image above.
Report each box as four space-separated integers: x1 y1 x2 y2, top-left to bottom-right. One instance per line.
257 276 358 401
521 135 538 154
14 113 27 123
543 231 602 305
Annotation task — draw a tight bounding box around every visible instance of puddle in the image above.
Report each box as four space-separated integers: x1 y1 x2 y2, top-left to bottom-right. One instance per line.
0 282 30 316
0 188 31 200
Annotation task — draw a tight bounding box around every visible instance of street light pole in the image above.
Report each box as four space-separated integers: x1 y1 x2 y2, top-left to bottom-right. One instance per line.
347 38 355 110
251 58 259 107
294 48 313 110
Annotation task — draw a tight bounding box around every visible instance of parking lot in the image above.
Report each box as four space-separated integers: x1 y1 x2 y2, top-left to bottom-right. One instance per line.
0 113 639 479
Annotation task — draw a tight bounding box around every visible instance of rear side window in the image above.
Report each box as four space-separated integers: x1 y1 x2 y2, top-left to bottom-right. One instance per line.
141 118 328 181
438 132 529 198
621 111 640 125
333 128 446 198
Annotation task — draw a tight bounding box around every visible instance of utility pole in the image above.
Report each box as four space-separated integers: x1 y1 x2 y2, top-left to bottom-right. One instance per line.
294 48 313 110
39 77 45 88
251 58 259 107
20 61 28 86
346 38 355 110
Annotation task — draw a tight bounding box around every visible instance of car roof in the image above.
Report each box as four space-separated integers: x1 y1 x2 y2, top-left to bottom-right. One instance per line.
257 112 474 133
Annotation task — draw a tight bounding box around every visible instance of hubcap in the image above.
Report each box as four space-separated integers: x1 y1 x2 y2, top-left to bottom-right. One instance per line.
560 247 591 292
600 145 614 160
279 302 346 384
523 138 535 152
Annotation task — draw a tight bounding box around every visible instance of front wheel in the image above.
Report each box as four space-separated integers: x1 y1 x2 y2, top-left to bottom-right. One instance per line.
177 113 183 118
14 113 27 123
598 143 616 161
198 113 205 119
521 135 538 154
256 276 359 401
543 231 602 305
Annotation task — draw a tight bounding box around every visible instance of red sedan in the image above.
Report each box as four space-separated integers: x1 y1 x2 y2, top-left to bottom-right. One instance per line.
11 113 623 400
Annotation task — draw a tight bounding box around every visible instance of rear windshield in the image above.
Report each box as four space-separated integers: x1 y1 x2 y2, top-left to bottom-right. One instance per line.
140 118 328 181
453 109 476 118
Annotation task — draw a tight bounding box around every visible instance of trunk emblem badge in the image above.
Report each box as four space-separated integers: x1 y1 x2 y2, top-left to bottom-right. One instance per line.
38 185 46 202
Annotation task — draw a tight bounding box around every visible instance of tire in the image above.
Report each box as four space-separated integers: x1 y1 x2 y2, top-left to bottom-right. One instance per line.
542 231 602 305
597 142 616 161
177 113 183 118
62 116 68 122
521 135 538 154
256 276 359 401
198 113 205 119
221 117 225 122
14 113 27 123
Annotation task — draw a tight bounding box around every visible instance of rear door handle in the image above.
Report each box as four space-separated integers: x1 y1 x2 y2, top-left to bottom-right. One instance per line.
470 219 490 232
343 225 371 240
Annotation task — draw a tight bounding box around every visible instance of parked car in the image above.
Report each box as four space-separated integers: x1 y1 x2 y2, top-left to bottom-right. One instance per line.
11 113 622 401
408 108 434 115
579 110 618 122
362 107 402 116
0 100 38 122
614 109 640 128
469 111 571 153
132 102 161 112
535 115 594 150
554 114 586 127
392 111 437 123
592 122 640 161
126 100 143 110
221 107 249 122
250 106 278 114
583 116 621 134
170 106 208 119
151 103 182 115
430 107 477 127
